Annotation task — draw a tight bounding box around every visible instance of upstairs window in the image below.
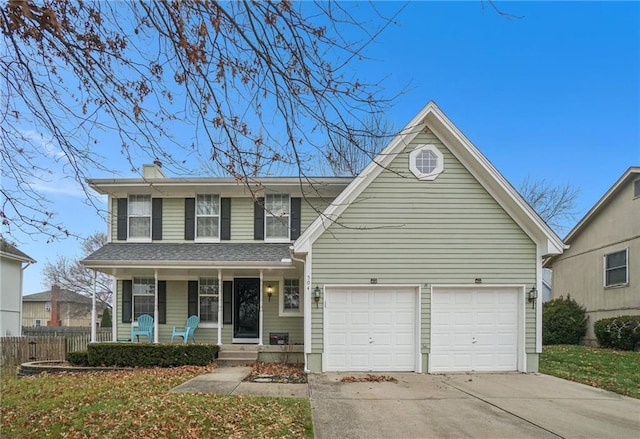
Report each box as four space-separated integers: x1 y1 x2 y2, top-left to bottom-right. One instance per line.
133 277 155 320
604 249 628 287
409 144 444 181
199 277 219 323
265 194 290 240
634 179 640 198
128 195 151 239
196 194 220 239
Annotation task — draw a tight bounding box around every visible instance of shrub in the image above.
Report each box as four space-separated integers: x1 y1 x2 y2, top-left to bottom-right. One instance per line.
100 308 112 328
543 295 587 345
87 343 219 367
594 316 640 351
67 351 89 367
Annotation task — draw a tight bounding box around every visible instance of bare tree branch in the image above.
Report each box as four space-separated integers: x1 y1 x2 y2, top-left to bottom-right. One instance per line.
519 177 579 235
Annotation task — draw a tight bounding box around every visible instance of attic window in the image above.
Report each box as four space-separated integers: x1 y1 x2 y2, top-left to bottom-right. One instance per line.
634 179 640 198
409 144 444 181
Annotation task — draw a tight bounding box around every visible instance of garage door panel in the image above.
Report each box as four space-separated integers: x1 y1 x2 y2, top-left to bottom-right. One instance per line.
325 288 417 372
431 287 520 373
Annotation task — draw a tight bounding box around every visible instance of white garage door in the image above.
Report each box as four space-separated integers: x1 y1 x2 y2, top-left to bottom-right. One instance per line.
325 287 417 372
431 287 520 373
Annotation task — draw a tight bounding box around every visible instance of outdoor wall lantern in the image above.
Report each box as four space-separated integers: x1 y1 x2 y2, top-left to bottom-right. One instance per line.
313 285 321 308
527 287 538 308
267 284 273 302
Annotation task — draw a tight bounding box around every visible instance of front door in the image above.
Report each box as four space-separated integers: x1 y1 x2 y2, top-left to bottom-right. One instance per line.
233 278 260 340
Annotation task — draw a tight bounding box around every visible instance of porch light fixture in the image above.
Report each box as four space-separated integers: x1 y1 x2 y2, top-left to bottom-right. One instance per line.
528 287 538 308
267 284 273 302
313 285 321 308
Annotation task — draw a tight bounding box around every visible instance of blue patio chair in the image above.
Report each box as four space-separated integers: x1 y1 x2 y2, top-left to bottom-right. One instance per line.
131 314 154 342
171 315 199 344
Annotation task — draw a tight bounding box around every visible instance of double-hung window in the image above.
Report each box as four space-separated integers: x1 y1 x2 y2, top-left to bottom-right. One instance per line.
129 195 151 239
199 277 219 323
265 194 290 240
196 194 220 240
133 277 155 320
604 249 628 287
282 278 301 315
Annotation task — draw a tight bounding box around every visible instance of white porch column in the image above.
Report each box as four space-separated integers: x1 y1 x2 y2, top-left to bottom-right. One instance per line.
259 269 264 346
154 270 159 343
303 251 312 372
111 278 117 342
217 269 222 346
91 270 97 343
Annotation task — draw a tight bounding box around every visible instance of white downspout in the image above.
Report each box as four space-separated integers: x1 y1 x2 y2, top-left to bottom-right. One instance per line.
111 278 117 342
91 270 97 343
290 247 310 373
217 269 222 346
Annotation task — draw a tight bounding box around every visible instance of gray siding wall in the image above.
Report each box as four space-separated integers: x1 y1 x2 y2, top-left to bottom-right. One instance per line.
311 131 537 363
551 179 640 342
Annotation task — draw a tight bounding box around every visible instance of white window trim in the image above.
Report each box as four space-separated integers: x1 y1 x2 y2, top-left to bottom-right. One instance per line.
132 277 155 321
279 277 303 317
634 179 640 199
198 277 219 326
195 194 221 242
603 248 629 288
127 195 152 242
409 144 444 181
264 194 291 242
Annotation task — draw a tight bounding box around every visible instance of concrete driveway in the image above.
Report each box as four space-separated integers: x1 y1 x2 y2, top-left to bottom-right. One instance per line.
309 373 640 439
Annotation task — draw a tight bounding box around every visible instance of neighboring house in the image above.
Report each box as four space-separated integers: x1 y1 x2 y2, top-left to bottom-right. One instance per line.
0 239 36 336
542 268 553 302
82 101 564 373
22 287 106 327
546 167 640 345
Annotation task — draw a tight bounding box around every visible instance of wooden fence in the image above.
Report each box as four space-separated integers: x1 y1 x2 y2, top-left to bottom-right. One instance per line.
1 332 113 367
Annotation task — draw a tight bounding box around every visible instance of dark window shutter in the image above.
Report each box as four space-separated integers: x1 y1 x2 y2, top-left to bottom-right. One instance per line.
188 280 199 316
223 281 233 324
117 198 128 240
152 198 163 241
254 197 265 240
158 280 166 324
184 198 195 240
290 197 302 240
122 280 132 323
221 198 231 240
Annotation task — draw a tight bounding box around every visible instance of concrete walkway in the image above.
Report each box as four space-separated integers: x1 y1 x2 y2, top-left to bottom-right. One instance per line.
170 366 309 398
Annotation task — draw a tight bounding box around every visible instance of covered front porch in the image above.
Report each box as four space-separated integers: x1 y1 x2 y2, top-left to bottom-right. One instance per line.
82 243 305 357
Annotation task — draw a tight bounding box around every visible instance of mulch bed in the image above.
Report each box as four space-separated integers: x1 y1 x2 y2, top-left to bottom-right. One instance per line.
245 362 307 384
340 374 398 383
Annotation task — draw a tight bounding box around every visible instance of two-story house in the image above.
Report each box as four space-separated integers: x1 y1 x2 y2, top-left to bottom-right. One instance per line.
0 239 35 337
546 167 640 345
82 101 564 373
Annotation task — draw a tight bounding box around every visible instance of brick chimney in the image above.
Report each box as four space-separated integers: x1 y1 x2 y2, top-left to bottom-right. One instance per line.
47 285 62 326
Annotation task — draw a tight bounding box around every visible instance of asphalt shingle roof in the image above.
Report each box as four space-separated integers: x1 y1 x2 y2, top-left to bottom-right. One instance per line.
0 239 35 262
83 243 292 263
23 289 92 304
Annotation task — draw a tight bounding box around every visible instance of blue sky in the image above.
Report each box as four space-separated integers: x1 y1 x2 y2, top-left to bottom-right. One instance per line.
14 1 640 295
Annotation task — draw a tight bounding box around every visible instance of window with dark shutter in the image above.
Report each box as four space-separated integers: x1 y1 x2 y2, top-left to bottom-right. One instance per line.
188 280 199 316
291 197 301 239
152 198 163 241
254 197 265 240
185 198 195 240
221 198 231 240
223 281 233 324
158 281 166 324
122 280 132 323
117 198 128 240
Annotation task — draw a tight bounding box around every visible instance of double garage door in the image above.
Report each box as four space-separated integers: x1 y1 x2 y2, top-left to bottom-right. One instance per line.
324 286 521 373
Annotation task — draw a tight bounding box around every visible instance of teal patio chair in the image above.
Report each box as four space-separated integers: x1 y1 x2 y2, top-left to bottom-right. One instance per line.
131 314 154 342
171 315 199 344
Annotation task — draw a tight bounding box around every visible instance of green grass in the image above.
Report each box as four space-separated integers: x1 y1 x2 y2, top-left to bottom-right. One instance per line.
0 366 313 438
540 345 640 399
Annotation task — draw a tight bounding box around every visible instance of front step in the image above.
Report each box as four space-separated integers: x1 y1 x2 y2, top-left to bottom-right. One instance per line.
217 349 258 366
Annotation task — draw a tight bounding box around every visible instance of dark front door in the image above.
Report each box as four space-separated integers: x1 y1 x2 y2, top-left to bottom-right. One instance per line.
234 278 260 339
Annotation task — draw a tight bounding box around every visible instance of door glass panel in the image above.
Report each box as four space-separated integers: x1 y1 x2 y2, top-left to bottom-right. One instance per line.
234 278 260 338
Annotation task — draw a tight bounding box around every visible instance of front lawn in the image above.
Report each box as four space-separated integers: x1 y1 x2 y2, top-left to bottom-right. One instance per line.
1 366 313 438
540 345 640 399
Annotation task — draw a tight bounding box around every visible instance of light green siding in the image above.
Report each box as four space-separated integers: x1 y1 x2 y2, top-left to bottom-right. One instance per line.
162 199 185 242
261 281 304 345
311 131 537 366
230 197 255 241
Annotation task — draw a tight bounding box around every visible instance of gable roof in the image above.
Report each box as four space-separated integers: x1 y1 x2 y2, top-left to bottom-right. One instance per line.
563 166 640 244
23 289 92 304
0 239 36 264
293 101 566 257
